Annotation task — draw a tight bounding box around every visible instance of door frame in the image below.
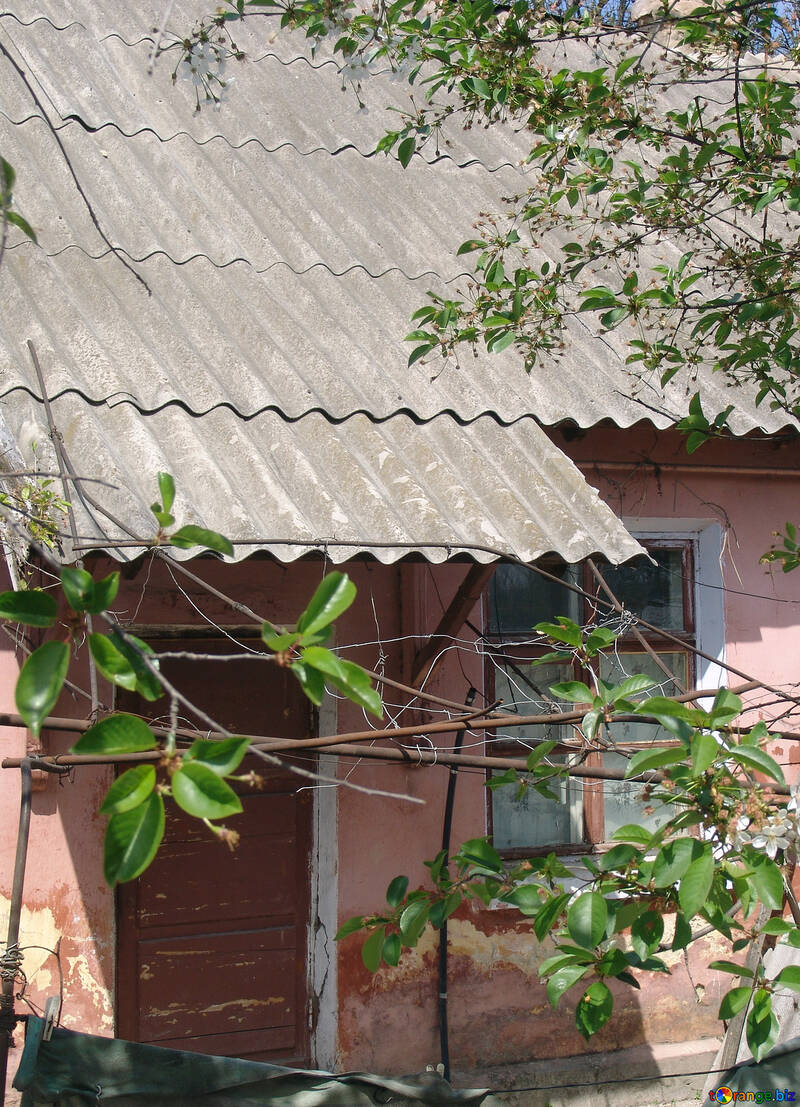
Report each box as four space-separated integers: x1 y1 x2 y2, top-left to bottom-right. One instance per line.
113 629 326 1065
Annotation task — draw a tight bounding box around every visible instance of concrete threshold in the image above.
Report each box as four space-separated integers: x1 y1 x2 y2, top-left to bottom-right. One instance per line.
451 1037 723 1107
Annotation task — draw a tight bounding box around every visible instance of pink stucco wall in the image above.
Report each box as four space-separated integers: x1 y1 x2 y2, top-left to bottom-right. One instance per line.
0 425 797 1081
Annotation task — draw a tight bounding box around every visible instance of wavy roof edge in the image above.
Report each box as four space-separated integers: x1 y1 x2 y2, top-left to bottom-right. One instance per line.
1 384 795 438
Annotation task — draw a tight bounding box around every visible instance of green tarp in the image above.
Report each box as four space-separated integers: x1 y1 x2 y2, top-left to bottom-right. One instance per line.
13 1018 495 1107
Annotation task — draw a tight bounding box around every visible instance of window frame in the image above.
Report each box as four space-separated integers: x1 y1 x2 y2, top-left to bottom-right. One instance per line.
484 539 702 857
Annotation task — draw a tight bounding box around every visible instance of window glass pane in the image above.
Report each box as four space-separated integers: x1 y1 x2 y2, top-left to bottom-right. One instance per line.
491 756 583 849
598 549 687 630
602 751 671 840
490 662 573 748
490 662 582 849
489 563 580 636
599 650 688 746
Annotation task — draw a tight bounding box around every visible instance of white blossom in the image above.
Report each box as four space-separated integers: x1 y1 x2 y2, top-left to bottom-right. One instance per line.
726 815 753 850
750 813 794 860
179 41 226 86
340 54 376 85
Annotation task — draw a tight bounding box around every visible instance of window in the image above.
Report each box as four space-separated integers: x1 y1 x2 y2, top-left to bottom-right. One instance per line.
485 542 697 856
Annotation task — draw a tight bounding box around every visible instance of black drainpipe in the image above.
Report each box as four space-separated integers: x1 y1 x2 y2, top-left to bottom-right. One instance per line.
438 687 476 1083
0 758 70 1107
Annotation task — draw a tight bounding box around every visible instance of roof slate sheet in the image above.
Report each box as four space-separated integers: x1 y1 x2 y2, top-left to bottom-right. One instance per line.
2 395 646 564
0 2 783 564
1 6 793 435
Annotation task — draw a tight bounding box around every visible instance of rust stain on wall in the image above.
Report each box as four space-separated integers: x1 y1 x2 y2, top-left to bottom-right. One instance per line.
338 907 727 1073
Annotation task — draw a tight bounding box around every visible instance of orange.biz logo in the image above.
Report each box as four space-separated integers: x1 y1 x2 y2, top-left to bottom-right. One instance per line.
710 1091 797 1103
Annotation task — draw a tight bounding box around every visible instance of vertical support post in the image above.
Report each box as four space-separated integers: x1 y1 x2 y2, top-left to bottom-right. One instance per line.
0 757 33 1107
0 758 69 1107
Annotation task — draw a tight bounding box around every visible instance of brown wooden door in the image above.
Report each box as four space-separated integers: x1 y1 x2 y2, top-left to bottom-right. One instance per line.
116 643 314 1064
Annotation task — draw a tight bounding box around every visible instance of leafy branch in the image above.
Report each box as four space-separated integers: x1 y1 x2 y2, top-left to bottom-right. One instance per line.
0 473 383 885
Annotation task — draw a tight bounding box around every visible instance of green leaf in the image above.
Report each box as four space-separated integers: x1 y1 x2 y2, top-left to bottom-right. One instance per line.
546 963 590 1008
169 525 233 557
15 640 69 738
567 892 608 951
671 913 693 951
457 838 504 875
109 632 163 701
301 646 382 717
526 741 558 770
261 623 300 652
761 918 792 935
104 792 165 886
678 849 714 918
362 926 386 972
171 762 243 819
297 573 357 637
772 965 800 994
397 136 415 167
611 824 654 847
72 713 157 756
652 838 702 888
728 745 785 785
746 989 779 1062
88 633 137 692
503 883 544 916
60 567 118 615
407 343 434 367
581 708 602 742
595 843 638 872
584 627 618 654
711 687 743 723
0 590 57 627
625 745 685 778
634 696 693 738
549 681 593 703
534 619 582 648
87 572 120 615
60 567 94 613
690 732 719 776
6 211 36 242
631 911 664 960
399 899 429 946
429 892 461 928
709 960 754 977
719 986 752 1020
183 737 250 776
457 239 487 255
0 156 15 196
596 947 629 978
539 952 589 977
382 932 402 967
334 915 365 941
612 675 656 701
386 875 409 908
575 981 613 1040
157 472 176 515
748 857 784 911
290 659 326 705
533 893 569 941
99 765 156 815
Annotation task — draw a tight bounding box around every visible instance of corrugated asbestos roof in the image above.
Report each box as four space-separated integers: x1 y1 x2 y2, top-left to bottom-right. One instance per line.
0 4 793 434
0 3 781 564
6 394 645 564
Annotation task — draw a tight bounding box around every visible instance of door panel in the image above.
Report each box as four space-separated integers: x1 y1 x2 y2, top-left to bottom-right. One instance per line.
116 644 314 1064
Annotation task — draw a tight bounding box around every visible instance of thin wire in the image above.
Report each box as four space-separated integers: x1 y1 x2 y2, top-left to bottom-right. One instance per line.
163 561 262 654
